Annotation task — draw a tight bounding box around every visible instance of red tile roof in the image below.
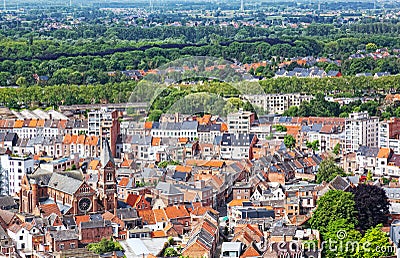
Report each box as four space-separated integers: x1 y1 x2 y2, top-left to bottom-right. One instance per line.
75 215 90 226
38 203 61 217
164 205 189 219
118 177 130 187
138 209 156 225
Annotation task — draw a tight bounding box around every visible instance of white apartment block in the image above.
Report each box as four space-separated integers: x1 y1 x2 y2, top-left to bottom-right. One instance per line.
379 118 400 154
345 112 379 153
0 155 34 196
151 121 198 141
227 109 255 134
243 93 314 115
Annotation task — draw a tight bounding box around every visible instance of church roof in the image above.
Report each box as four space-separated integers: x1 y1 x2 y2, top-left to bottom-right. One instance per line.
101 139 114 167
48 173 83 195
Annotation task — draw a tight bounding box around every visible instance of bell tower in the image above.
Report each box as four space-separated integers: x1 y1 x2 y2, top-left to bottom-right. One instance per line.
97 139 118 214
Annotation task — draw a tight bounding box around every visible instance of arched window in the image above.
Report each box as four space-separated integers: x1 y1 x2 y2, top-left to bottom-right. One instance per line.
107 173 113 181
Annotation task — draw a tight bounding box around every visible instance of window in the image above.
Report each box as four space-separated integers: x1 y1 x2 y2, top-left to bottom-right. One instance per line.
59 244 64 250
19 236 23 240
107 173 113 181
70 243 75 249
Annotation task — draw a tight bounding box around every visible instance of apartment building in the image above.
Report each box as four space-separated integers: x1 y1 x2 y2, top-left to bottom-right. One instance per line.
227 110 255 134
243 94 313 115
151 121 198 141
0 155 34 196
345 112 379 153
88 108 120 157
379 117 400 154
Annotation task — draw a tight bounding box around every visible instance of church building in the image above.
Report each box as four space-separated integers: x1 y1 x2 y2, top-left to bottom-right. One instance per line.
19 139 118 216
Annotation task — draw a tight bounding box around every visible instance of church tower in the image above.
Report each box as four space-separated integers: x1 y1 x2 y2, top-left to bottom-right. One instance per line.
97 139 118 214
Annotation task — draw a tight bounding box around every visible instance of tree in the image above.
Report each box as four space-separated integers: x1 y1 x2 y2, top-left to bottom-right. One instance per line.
306 140 320 154
355 225 394 258
322 218 362 258
87 238 123 254
273 124 287 132
16 76 27 87
284 134 296 149
333 143 340 155
316 158 346 184
309 190 357 234
350 185 390 230
164 247 178 257
366 42 378 53
366 171 373 182
147 109 163 122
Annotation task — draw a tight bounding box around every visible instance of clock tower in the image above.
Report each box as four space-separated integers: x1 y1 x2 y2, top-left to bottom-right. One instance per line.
97 139 118 215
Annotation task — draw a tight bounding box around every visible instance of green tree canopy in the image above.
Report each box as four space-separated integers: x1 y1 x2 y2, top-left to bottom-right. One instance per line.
309 190 357 234
316 157 346 184
283 134 296 149
355 225 394 258
87 238 123 254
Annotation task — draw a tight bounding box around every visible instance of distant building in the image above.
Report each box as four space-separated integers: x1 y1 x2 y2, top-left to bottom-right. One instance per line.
88 108 120 157
227 110 255 134
345 112 379 153
0 154 34 196
243 94 313 115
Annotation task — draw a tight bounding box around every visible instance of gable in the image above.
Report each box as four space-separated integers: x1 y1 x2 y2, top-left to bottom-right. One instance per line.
104 160 115 170
76 182 95 195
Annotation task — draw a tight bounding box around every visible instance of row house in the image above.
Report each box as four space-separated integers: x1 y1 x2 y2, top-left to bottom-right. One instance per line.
7 222 42 256
122 135 152 160
219 133 257 160
375 148 400 177
0 132 18 150
62 134 100 158
356 146 379 174
153 182 184 208
227 199 275 231
151 121 199 141
181 211 219 258
64 119 88 136
299 123 343 153
197 124 224 143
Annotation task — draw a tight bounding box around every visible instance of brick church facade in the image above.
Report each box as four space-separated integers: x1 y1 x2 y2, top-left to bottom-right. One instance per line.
19 139 118 216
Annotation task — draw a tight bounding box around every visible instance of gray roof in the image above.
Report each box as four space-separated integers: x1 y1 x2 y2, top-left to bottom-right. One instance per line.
181 121 198 130
356 146 379 158
156 182 182 195
329 176 350 191
4 133 17 142
0 196 17 209
270 226 297 236
116 208 139 220
29 168 53 186
48 173 83 195
221 133 255 146
50 229 78 241
165 122 182 130
101 139 114 167
130 135 152 145
80 220 112 229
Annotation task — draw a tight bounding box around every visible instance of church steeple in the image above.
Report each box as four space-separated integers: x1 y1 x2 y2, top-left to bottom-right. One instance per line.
98 138 117 213
101 139 114 168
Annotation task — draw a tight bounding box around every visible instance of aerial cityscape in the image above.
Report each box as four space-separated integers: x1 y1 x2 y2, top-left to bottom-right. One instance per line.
0 0 400 257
